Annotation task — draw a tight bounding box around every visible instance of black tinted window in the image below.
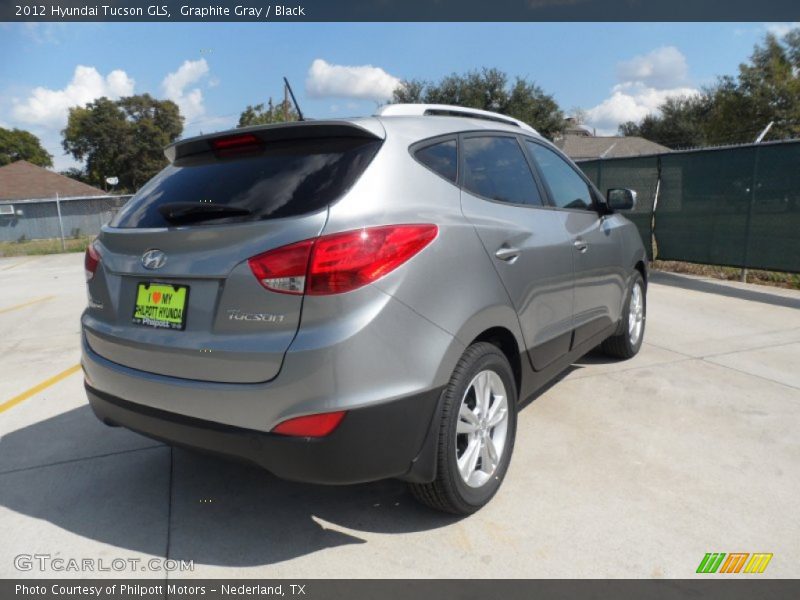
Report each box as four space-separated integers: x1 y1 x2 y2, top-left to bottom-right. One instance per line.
526 141 593 210
415 140 457 183
462 136 542 206
111 137 381 228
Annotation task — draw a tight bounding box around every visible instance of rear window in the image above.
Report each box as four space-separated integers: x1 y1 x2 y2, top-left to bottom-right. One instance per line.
414 139 457 183
111 137 381 228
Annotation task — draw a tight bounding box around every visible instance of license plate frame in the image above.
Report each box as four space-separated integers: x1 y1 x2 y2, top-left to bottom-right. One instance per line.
132 282 190 330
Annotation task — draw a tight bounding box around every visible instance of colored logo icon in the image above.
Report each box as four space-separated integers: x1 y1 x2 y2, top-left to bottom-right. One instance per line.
697 553 773 574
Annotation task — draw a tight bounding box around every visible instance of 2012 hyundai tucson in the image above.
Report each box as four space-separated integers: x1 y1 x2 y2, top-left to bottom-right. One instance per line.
82 104 647 514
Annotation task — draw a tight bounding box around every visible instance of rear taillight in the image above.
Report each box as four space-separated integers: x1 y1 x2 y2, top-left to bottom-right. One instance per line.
272 410 347 437
308 225 438 294
85 242 100 281
248 224 438 295
248 239 314 295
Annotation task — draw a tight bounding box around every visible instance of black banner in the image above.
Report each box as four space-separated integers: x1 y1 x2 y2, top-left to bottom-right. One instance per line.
3 580 800 600
2 0 800 22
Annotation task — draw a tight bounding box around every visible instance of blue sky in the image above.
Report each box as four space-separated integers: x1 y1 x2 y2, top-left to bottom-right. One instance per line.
0 21 796 170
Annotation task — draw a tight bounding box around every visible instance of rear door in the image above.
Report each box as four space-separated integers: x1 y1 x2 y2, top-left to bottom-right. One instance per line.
83 126 382 383
458 133 575 371
524 139 627 346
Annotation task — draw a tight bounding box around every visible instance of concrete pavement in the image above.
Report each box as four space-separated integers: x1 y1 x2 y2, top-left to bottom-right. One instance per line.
1 254 798 579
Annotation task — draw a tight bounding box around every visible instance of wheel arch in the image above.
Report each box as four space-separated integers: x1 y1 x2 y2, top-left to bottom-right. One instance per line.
635 259 647 288
468 327 522 399
448 303 526 396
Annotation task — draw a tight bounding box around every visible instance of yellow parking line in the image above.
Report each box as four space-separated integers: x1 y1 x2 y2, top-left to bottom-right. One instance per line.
0 257 39 271
0 364 82 414
0 295 55 315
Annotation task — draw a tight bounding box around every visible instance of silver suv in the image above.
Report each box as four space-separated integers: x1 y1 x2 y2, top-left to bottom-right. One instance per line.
82 104 647 514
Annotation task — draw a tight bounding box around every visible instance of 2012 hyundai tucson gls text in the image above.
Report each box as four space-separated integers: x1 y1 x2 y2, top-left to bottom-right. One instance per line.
82 104 647 514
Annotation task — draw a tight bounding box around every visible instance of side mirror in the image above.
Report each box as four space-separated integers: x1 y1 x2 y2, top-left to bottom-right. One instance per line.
607 188 637 211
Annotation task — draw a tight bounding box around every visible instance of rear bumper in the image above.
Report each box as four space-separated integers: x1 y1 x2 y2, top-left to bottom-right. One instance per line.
86 382 443 485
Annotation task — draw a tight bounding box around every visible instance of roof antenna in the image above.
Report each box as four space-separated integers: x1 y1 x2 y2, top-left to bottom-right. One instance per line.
283 77 304 121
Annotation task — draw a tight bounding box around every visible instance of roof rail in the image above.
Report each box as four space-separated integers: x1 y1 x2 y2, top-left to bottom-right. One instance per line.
375 104 538 134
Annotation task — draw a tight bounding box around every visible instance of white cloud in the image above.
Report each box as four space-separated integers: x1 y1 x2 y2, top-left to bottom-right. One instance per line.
586 83 700 135
12 65 134 126
161 59 209 122
305 59 400 101
764 22 799 37
616 46 688 89
3 59 220 170
586 47 699 135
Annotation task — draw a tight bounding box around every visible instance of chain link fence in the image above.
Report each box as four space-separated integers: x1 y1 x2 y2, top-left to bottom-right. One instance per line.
578 140 800 273
0 195 132 244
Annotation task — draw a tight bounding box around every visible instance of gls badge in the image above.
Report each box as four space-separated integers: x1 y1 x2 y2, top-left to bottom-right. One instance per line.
141 249 167 270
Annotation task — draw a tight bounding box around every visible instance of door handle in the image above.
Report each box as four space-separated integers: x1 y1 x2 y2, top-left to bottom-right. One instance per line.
573 239 588 253
495 246 521 262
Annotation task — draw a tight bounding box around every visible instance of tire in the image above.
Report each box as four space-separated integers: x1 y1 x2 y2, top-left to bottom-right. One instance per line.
600 271 646 359
409 342 518 515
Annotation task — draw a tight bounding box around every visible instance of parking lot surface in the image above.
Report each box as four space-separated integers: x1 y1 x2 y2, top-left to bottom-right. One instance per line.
1 253 798 578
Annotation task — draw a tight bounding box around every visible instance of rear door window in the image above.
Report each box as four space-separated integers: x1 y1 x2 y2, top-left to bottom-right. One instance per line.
414 139 458 183
461 136 543 206
111 137 381 228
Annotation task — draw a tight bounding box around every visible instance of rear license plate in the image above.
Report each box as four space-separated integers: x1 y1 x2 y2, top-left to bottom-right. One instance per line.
132 283 189 330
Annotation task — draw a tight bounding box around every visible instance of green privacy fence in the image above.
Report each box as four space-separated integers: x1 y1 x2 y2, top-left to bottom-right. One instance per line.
578 155 659 260
577 140 800 273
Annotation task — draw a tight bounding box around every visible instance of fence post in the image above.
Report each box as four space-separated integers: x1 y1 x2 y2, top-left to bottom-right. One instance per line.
650 155 662 261
55 192 66 252
597 159 604 200
740 145 761 283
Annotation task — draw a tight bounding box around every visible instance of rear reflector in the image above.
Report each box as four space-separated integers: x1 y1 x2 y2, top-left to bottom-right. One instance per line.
272 410 347 437
248 224 438 295
85 241 100 281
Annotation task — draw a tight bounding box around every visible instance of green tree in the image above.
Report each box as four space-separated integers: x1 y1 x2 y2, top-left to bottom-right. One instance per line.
62 94 183 191
391 68 565 139
59 167 91 184
0 127 53 167
620 27 800 148
618 95 712 148
705 31 800 144
238 98 298 127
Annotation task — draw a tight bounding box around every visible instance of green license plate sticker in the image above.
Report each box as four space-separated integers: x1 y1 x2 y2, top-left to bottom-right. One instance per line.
132 283 189 330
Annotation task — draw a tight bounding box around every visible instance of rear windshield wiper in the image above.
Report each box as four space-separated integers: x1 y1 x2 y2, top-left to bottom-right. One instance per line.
158 202 252 225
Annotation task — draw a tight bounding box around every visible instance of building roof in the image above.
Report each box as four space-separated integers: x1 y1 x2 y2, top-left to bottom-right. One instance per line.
555 135 670 160
0 160 105 202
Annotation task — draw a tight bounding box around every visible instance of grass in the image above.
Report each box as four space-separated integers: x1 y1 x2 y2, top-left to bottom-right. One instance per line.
0 236 93 257
652 260 800 290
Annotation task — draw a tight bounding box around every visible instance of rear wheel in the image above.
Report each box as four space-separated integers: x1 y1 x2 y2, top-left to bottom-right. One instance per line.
409 342 517 515
600 272 646 359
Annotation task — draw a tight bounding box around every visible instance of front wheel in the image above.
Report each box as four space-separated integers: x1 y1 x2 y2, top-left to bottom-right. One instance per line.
409 342 518 515
600 271 646 359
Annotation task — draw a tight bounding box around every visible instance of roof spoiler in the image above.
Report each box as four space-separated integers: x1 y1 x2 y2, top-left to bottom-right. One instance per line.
164 120 385 163
375 104 539 134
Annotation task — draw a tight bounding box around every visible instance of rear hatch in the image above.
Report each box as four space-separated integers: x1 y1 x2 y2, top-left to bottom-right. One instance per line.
83 121 383 383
